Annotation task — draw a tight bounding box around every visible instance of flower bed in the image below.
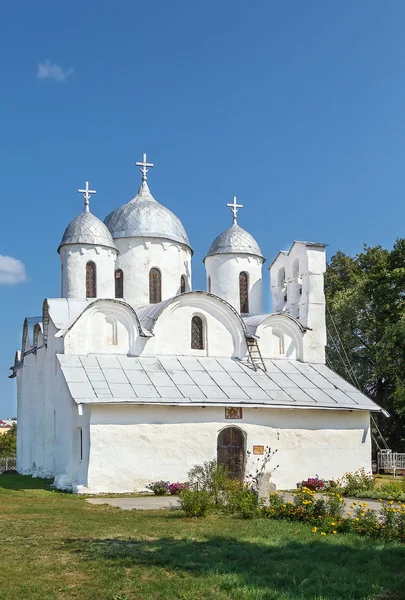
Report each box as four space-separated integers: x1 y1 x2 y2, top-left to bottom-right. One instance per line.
262 486 405 542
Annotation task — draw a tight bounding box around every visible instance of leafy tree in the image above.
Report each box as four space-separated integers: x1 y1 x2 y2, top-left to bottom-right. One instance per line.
325 241 405 451
0 423 16 457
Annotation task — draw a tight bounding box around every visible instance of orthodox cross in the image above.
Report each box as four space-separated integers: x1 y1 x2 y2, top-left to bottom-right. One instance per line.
227 196 243 224
136 153 154 182
78 181 96 213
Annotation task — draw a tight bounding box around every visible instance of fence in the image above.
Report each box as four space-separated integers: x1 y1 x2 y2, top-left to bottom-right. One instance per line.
0 457 16 472
377 451 405 477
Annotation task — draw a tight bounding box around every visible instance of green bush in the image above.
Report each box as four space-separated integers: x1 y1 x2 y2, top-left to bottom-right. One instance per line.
339 469 375 496
179 489 213 517
187 459 233 508
225 486 258 519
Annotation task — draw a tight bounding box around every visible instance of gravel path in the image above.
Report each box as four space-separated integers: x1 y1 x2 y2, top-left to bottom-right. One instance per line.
87 492 382 514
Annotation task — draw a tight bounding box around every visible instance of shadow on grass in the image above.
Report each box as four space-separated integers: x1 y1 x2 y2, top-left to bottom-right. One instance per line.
65 534 405 599
0 474 54 490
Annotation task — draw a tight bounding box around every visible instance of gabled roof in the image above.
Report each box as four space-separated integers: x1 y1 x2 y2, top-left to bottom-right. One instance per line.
57 354 385 414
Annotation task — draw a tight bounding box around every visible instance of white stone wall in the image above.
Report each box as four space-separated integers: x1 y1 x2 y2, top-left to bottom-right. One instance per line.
60 244 117 299
113 237 192 307
143 294 247 358
270 243 326 363
81 404 371 494
16 320 78 486
205 254 263 315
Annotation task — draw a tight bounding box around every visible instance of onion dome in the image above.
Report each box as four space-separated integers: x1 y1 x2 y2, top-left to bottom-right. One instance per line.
58 181 117 253
104 180 192 252
205 223 264 261
205 196 265 262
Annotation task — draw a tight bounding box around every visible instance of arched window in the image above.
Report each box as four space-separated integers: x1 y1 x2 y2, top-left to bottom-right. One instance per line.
191 316 204 350
207 276 211 293
180 275 186 294
115 269 124 298
239 272 249 314
149 268 161 304
86 261 97 298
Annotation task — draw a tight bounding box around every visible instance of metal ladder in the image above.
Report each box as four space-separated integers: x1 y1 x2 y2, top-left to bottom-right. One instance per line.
246 337 267 372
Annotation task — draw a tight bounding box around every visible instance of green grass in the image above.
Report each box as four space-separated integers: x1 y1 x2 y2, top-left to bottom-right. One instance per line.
1 475 405 600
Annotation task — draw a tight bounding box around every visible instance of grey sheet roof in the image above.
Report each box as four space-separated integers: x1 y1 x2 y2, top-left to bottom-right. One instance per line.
57 355 383 413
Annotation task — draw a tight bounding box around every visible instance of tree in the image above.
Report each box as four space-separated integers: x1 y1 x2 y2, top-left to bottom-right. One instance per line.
325 241 405 451
0 423 16 457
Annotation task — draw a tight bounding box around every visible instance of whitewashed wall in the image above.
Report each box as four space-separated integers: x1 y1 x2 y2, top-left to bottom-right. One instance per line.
114 237 192 307
79 404 371 494
143 295 247 358
205 254 263 315
16 319 78 488
60 244 117 299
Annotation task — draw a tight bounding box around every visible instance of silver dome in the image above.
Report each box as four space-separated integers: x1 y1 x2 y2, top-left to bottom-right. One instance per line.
205 223 265 262
104 181 192 252
58 211 117 253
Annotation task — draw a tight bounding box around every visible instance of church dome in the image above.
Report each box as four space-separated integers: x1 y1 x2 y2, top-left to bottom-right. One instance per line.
104 181 192 252
58 211 117 253
205 223 265 262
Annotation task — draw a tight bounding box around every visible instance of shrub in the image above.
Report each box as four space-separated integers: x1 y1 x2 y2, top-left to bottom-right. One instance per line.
146 481 169 496
187 460 232 508
225 486 259 519
168 482 187 495
339 469 375 496
179 489 213 517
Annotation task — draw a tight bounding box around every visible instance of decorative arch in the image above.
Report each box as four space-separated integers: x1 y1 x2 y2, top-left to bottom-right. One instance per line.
149 268 161 304
115 269 124 299
245 313 304 360
191 315 204 350
86 261 97 298
239 271 249 314
139 291 247 358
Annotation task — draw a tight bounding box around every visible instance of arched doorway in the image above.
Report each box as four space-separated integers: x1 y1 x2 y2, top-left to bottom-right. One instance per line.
217 427 245 483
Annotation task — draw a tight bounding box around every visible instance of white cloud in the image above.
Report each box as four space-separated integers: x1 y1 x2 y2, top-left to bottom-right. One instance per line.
0 256 28 285
37 60 74 82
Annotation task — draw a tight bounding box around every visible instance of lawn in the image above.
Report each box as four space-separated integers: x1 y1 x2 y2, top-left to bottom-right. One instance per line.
1 475 405 600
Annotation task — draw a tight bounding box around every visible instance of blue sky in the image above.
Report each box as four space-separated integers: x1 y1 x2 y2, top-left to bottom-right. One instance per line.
1 1 405 417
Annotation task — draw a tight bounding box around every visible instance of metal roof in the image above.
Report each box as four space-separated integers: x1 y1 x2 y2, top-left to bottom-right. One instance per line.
58 211 117 253
205 223 265 262
104 181 192 252
57 355 383 413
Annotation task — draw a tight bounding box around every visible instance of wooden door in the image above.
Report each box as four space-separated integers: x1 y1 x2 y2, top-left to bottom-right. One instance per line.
217 427 245 482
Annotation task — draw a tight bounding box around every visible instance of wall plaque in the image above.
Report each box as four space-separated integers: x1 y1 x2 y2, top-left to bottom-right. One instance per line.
253 445 264 455
225 407 242 419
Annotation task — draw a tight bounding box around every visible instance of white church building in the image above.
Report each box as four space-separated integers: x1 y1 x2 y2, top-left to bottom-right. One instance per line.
11 154 385 493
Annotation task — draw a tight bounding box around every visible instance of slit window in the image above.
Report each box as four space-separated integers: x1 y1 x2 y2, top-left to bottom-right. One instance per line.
191 316 204 350
239 271 249 313
115 269 124 298
207 276 211 293
149 268 162 304
180 275 186 294
86 261 97 298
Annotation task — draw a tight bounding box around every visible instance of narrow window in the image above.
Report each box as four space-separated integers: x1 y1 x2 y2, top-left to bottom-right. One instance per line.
79 427 83 462
115 269 124 298
191 316 204 350
180 275 186 294
239 272 249 313
149 268 162 303
86 261 97 298
207 276 211 293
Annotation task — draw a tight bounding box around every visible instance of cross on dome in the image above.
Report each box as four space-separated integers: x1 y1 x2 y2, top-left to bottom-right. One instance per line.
227 196 243 225
136 153 154 182
78 181 96 213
